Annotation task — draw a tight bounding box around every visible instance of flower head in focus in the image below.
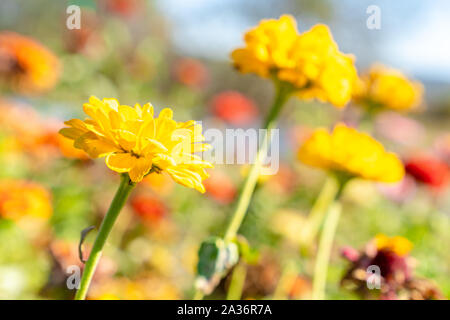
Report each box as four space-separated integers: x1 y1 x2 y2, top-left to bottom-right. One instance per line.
0 180 52 221
60 96 213 192
353 64 424 112
404 155 449 190
0 32 60 93
231 16 357 107
298 123 404 183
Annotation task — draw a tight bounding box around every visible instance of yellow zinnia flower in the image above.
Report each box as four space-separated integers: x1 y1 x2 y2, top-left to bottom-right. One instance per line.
60 96 213 192
231 16 357 107
353 63 424 112
374 234 413 256
298 123 404 182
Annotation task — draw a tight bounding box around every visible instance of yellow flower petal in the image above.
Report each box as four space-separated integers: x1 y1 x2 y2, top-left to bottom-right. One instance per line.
129 157 153 182
105 153 137 173
166 167 206 193
59 127 85 140
74 132 119 158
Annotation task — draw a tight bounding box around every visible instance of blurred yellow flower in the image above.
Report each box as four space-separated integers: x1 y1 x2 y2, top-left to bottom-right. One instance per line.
353 63 424 112
0 32 61 93
231 15 298 77
231 16 357 107
60 96 213 191
374 234 413 256
298 123 404 182
0 180 52 220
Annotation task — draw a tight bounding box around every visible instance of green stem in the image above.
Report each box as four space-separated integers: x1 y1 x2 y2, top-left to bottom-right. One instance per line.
311 199 342 300
193 82 292 300
224 82 292 241
74 174 135 300
299 176 338 251
226 262 247 300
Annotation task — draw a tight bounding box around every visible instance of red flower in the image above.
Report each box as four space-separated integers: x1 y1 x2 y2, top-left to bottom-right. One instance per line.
173 58 209 89
131 195 166 223
405 155 449 189
210 91 258 126
100 0 144 17
204 171 236 205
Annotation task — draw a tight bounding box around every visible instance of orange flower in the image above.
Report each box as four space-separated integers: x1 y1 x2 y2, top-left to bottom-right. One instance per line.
0 100 87 159
0 32 60 93
0 100 52 153
0 180 52 221
289 276 312 299
210 91 258 126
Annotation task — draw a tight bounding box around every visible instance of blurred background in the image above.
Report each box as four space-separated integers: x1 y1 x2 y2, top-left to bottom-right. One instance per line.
0 0 448 299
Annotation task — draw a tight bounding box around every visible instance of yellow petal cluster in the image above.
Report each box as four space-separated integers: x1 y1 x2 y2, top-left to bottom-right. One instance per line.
298 123 404 182
353 64 424 111
60 96 213 192
231 15 357 107
374 234 413 256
